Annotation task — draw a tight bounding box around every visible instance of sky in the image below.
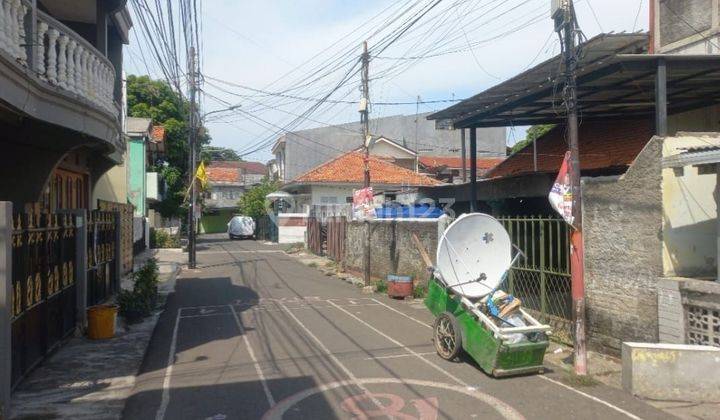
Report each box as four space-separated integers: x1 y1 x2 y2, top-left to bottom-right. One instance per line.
124 0 650 163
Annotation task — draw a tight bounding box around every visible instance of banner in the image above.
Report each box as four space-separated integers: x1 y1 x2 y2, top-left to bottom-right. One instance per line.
352 187 376 220
549 151 574 226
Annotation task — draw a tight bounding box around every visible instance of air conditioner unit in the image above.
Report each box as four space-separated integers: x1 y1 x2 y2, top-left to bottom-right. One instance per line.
551 0 568 19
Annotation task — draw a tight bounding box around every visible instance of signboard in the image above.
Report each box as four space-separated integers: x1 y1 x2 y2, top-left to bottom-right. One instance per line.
548 151 574 227
352 187 376 220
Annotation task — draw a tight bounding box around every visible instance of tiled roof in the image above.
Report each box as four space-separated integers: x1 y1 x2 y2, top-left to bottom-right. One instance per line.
206 167 240 184
486 119 654 179
209 160 266 174
419 156 504 171
293 151 442 186
151 125 166 142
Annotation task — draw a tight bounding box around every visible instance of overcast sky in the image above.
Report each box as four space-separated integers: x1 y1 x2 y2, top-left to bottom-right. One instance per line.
125 0 649 163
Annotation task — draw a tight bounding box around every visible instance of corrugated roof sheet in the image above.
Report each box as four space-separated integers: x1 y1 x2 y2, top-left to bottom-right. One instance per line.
292 152 442 186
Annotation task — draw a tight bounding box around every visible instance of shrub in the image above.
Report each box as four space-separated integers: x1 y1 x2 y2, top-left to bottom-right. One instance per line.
151 228 180 248
117 259 160 323
374 280 388 294
413 284 428 299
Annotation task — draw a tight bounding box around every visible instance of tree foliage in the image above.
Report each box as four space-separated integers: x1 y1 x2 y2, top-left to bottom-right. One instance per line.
126 75 210 218
510 124 555 154
201 146 242 162
237 179 280 219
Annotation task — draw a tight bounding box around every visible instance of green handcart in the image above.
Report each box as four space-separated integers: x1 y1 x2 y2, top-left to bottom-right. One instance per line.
424 213 551 377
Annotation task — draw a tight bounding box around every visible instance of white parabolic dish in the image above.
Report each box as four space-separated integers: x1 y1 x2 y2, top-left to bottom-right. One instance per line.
436 213 512 298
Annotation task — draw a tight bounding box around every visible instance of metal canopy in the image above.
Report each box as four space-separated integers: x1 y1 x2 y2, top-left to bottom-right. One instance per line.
427 33 720 129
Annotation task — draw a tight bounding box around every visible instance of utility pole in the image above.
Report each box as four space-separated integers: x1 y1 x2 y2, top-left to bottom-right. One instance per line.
187 46 198 269
361 41 371 286
554 0 587 375
460 129 467 182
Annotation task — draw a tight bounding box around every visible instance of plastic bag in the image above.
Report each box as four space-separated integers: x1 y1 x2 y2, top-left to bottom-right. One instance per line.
503 313 527 344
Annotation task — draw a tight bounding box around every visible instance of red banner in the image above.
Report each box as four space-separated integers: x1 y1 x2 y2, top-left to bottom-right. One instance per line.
549 151 574 227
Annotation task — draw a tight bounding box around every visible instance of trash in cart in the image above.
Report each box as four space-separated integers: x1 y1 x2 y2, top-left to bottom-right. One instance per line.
423 213 551 377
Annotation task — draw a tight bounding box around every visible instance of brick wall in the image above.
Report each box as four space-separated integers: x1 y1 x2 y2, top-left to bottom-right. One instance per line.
583 136 664 355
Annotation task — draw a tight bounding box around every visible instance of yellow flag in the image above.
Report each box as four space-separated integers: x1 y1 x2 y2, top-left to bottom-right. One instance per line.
195 161 209 190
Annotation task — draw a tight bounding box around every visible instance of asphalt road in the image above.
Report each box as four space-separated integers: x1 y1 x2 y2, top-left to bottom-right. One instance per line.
122 234 671 420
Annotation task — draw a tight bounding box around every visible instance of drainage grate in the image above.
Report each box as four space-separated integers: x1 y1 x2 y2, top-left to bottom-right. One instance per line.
686 305 720 348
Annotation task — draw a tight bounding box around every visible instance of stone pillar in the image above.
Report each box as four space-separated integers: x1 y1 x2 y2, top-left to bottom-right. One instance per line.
0 202 13 419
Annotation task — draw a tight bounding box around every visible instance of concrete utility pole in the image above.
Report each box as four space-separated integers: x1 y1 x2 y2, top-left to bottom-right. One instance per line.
361 41 371 286
187 46 198 269
554 0 587 375
461 129 467 183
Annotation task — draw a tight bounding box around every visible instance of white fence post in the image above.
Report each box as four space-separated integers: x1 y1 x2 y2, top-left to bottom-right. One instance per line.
0 201 13 419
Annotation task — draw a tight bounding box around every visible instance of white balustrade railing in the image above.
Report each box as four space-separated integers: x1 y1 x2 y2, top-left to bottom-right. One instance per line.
0 0 117 115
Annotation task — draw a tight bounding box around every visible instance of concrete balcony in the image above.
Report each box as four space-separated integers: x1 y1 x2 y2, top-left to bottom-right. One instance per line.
0 0 123 152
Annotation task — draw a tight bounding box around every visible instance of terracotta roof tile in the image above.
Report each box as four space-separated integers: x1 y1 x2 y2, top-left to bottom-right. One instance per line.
206 167 239 183
151 125 166 142
486 119 654 179
293 152 442 186
210 160 266 174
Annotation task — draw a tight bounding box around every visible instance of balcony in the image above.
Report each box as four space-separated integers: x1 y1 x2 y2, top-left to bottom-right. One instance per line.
0 0 122 152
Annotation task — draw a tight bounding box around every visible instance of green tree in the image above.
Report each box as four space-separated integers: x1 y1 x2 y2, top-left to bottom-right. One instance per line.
201 146 242 162
510 124 555 154
126 75 210 217
237 179 280 219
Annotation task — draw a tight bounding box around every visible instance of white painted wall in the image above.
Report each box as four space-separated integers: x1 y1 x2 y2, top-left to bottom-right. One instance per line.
662 135 720 278
310 185 354 205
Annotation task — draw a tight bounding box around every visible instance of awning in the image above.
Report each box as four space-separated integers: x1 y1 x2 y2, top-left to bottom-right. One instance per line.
266 190 294 200
428 33 720 129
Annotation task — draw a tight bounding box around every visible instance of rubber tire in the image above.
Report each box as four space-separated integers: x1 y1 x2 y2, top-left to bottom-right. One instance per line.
433 311 463 361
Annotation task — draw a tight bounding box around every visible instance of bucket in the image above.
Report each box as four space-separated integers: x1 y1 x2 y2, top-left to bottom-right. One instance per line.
387 275 413 299
87 304 118 339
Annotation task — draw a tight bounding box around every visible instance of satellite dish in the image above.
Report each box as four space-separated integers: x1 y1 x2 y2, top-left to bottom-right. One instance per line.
436 213 512 298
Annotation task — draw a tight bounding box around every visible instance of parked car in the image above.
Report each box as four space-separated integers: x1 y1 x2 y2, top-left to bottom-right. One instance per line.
228 216 256 240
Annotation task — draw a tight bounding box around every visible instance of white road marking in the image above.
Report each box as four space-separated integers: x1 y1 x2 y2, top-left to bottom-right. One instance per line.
155 310 181 420
369 299 644 420
198 250 285 254
179 313 233 319
261 378 525 420
229 304 276 407
537 375 643 420
326 299 469 386
370 298 432 329
364 352 437 361
277 301 385 409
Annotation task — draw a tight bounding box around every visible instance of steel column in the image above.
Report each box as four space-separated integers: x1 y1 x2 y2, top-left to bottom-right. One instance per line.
469 128 478 212
656 58 668 137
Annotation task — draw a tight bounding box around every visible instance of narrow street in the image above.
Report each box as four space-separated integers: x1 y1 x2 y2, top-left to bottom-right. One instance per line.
122 235 669 420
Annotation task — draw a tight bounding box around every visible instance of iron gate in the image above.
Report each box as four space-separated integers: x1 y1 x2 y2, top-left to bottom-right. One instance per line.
10 208 77 386
86 210 118 306
498 216 572 343
256 215 278 242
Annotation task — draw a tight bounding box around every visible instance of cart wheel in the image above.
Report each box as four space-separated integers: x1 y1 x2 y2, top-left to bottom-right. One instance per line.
434 312 462 360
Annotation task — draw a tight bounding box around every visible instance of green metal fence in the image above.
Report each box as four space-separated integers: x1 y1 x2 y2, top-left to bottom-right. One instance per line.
498 216 572 344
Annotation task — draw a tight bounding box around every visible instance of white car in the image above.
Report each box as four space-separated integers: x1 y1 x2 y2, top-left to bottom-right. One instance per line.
227 215 255 240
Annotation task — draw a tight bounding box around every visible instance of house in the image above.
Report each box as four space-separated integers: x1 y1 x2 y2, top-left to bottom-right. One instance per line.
200 160 266 233
281 151 442 211
0 0 132 413
272 113 506 183
423 30 720 354
419 156 505 183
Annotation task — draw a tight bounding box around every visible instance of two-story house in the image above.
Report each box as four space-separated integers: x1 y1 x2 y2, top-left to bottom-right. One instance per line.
272 112 506 184
200 160 266 233
0 0 132 413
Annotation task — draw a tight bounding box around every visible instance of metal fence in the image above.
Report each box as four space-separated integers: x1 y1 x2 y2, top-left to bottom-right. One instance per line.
307 216 324 255
256 215 278 242
498 216 572 344
86 210 118 307
98 200 133 275
11 208 77 387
